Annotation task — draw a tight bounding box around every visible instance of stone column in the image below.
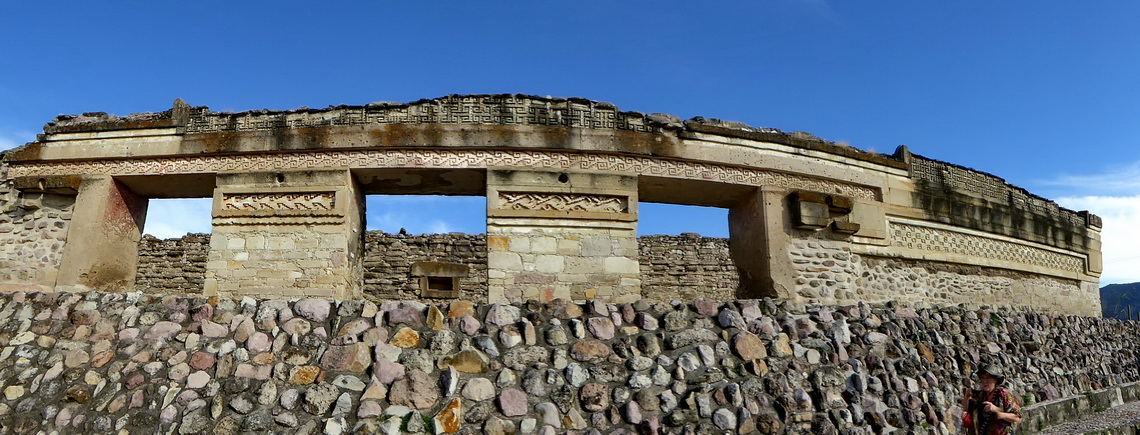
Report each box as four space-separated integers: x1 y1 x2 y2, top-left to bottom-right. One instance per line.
729 186 796 299
56 176 148 292
486 169 640 303
205 170 363 299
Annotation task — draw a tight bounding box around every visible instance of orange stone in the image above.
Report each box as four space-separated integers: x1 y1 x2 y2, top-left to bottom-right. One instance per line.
434 398 462 433
427 306 445 331
252 352 276 365
447 301 475 319
91 350 115 368
289 365 322 385
391 327 420 349
487 235 509 251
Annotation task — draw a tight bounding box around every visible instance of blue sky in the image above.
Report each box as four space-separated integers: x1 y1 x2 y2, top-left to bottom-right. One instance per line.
2 2 1139 283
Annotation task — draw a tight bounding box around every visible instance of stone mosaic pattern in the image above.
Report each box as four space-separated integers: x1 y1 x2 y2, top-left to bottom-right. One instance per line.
0 159 73 290
221 192 337 213
890 222 1085 273
0 292 1134 434
498 193 627 214
910 155 1087 228
7 150 879 201
185 95 663 134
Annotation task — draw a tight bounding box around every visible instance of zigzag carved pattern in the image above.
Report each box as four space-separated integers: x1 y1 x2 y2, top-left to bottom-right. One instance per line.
222 193 335 211
7 150 877 200
499 193 627 213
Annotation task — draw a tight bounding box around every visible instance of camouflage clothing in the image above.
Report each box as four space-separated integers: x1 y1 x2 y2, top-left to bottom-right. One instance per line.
963 387 1022 435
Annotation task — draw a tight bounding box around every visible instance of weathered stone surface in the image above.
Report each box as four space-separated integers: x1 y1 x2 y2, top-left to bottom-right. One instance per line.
294 298 331 322
440 350 489 373
570 340 612 362
579 382 611 412
435 398 462 434
498 388 528 417
388 369 439 410
502 346 549 370
733 331 767 360
320 343 372 373
391 327 420 348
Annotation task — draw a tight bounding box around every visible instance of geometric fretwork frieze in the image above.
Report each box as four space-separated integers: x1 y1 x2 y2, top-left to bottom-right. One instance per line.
185 95 659 134
890 222 1084 273
222 192 335 212
8 150 878 201
499 192 627 213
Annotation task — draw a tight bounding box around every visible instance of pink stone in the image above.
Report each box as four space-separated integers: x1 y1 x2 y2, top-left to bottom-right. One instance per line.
294 298 331 322
246 332 271 353
144 321 183 340
587 317 615 340
160 405 178 424
129 390 145 409
357 400 384 418
233 317 255 342
281 318 312 336
54 407 71 428
234 363 271 380
187 371 210 389
691 298 720 316
189 352 215 370
118 328 139 341
375 358 405 385
190 304 214 322
498 388 528 417
200 320 228 338
107 394 126 414
459 316 481 336
126 373 145 390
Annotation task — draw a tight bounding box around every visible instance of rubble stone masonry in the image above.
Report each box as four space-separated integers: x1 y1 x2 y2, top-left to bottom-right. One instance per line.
0 291 1132 434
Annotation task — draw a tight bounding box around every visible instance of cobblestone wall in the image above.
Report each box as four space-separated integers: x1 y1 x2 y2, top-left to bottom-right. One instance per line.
0 291 1134 434
0 156 74 291
786 233 1092 315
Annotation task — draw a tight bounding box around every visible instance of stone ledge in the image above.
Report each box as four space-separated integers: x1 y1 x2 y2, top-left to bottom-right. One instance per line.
1023 381 1140 434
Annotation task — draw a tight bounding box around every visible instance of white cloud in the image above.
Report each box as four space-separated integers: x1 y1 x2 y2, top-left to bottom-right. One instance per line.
0 129 36 152
1041 162 1140 197
143 199 213 239
1056 195 1140 285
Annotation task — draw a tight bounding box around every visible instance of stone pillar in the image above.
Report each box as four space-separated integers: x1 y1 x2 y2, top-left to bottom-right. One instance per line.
486 169 640 303
205 170 363 299
729 186 796 299
56 176 148 292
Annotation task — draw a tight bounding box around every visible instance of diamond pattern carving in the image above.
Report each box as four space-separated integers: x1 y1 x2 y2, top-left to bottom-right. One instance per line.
890 222 1084 273
499 192 627 213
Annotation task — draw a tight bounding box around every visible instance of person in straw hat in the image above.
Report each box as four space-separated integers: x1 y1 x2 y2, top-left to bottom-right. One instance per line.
961 363 1022 434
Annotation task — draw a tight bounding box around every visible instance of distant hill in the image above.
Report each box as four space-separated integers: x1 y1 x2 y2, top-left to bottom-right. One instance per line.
1101 283 1140 320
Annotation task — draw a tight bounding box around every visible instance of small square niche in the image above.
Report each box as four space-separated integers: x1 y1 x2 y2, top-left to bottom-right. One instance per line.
411 262 469 298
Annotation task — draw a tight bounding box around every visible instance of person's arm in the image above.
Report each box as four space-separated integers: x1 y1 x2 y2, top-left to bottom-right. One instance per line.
983 401 1022 424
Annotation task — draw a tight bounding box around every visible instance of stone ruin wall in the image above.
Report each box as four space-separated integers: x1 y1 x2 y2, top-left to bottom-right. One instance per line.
0 291 1134 434
136 232 1087 316
0 156 73 292
136 233 741 304
0 95 1104 315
